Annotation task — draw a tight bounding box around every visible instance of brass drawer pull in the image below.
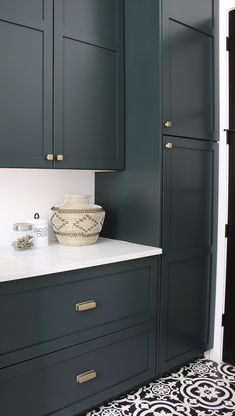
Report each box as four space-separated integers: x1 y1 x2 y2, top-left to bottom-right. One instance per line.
75 300 96 312
165 142 173 149
56 154 64 161
164 120 172 128
46 153 54 161
76 370 97 384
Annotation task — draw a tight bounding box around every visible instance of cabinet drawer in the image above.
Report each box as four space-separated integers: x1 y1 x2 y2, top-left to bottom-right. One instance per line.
0 322 156 416
0 257 158 362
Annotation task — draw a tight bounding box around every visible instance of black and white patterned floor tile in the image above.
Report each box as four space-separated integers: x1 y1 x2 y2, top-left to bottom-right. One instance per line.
85 359 235 416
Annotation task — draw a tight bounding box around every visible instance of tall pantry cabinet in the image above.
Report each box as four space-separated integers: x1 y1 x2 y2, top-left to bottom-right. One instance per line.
160 0 218 373
96 0 218 375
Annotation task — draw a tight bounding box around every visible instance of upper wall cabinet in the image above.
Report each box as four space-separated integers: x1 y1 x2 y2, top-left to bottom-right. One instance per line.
0 0 53 168
54 0 124 169
162 0 216 141
0 0 124 169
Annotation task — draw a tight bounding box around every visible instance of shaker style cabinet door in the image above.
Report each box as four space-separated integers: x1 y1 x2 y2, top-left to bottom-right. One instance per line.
159 137 218 373
159 250 212 373
162 137 216 253
0 0 53 168
162 0 216 141
53 0 124 169
0 0 124 170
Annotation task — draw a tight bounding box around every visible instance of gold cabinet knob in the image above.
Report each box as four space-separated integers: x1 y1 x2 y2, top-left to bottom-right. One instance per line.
56 154 64 161
165 143 173 149
76 370 97 384
75 300 97 312
46 154 54 161
164 120 172 128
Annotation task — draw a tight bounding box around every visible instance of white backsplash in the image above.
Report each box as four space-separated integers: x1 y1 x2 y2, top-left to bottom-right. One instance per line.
0 169 94 247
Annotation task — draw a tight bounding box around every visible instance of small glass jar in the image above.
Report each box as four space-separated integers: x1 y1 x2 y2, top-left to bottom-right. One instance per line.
13 222 34 250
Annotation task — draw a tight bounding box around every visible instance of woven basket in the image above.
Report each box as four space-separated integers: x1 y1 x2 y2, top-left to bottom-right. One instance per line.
50 195 105 246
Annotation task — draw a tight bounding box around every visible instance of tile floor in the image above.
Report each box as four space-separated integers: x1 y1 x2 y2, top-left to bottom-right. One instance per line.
85 358 235 416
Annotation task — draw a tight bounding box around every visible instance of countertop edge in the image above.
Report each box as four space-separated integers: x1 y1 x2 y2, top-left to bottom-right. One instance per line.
0 238 162 283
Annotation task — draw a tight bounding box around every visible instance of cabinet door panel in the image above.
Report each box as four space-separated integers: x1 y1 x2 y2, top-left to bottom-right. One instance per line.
62 0 118 46
163 137 217 252
0 0 44 21
159 251 212 373
164 0 214 32
54 0 124 169
0 2 53 168
62 39 117 163
162 0 216 140
160 136 218 374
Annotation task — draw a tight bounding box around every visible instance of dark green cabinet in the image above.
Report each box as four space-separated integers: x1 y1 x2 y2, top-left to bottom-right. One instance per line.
0 0 124 169
159 251 212 373
0 257 159 415
162 0 216 141
0 0 53 168
54 0 124 169
0 257 158 365
162 138 216 252
159 137 218 373
1 323 156 416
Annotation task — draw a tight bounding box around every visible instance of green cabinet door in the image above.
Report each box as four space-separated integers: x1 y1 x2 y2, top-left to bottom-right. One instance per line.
159 136 218 373
53 0 124 169
162 137 216 253
162 0 216 141
159 250 212 373
0 0 124 170
0 0 53 168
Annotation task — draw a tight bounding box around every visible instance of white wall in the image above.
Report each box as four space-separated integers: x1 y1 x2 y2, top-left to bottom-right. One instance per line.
0 169 94 247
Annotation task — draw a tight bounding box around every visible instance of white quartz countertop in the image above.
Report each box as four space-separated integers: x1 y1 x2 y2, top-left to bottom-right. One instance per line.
0 238 162 283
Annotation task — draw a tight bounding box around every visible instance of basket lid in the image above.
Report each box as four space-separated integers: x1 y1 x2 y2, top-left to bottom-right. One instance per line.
63 194 91 208
53 194 102 211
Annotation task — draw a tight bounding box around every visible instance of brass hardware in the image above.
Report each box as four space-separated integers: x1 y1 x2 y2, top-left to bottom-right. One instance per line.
76 370 97 384
75 300 97 312
164 120 172 128
165 143 173 149
56 154 64 161
46 153 54 161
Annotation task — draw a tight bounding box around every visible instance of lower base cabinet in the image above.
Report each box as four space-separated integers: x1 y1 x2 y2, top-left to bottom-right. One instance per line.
158 251 213 373
0 322 156 416
0 256 159 416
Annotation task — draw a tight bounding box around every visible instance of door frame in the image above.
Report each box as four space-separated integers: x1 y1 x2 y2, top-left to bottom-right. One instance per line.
206 0 235 363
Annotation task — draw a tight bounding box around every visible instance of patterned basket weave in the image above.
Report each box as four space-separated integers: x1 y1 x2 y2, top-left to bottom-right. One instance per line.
50 206 105 246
